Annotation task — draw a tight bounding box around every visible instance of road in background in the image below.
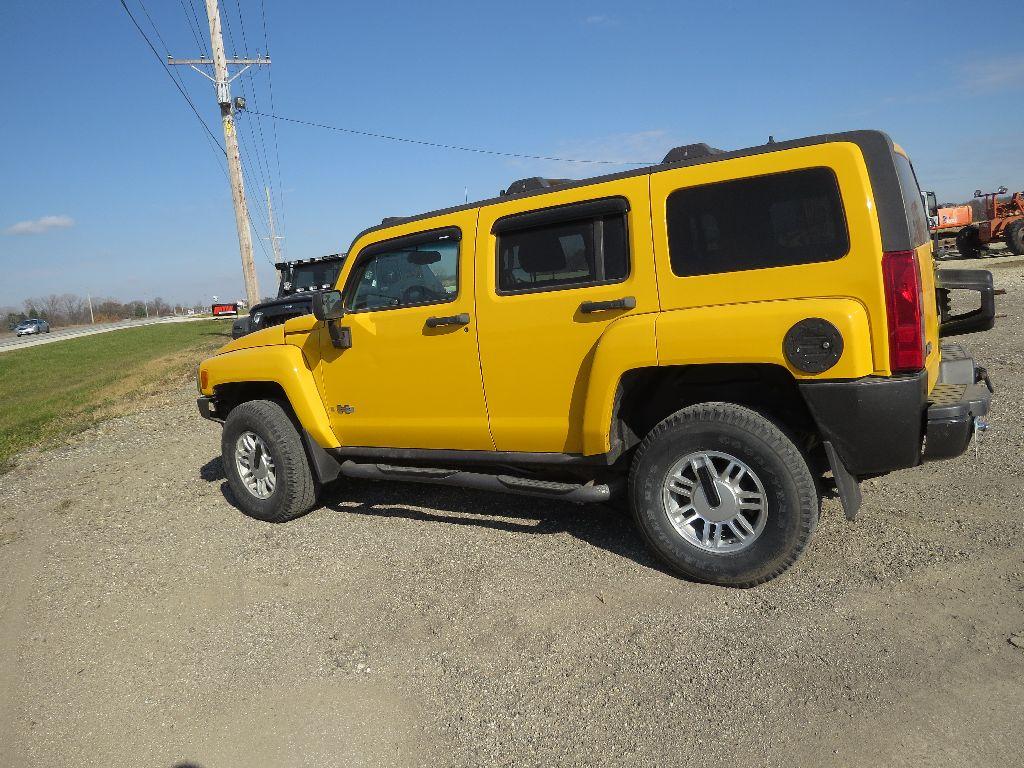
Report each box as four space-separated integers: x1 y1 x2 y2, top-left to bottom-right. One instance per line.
0 315 212 354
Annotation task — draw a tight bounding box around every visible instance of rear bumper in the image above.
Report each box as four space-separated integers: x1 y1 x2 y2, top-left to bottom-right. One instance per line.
921 346 992 462
799 342 993 476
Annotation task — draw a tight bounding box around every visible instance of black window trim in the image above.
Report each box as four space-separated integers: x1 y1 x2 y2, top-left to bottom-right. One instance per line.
343 225 462 315
493 196 632 297
666 165 851 279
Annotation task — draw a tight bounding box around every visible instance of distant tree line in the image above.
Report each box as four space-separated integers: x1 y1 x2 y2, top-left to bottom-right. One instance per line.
2 294 210 329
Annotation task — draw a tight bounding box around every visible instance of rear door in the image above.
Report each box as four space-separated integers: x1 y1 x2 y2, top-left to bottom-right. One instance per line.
474 177 657 453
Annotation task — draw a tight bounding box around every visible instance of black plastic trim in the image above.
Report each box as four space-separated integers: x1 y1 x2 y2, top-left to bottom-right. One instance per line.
936 268 995 336
343 129 914 258
196 396 221 423
799 372 928 475
338 460 616 503
823 441 862 520
302 430 343 483
358 225 461 259
328 445 613 467
491 196 630 235
580 296 636 313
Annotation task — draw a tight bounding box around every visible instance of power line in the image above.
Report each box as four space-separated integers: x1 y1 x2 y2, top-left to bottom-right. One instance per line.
118 0 275 271
177 0 208 57
219 1 275 235
229 0 280 253
247 110 657 166
118 0 226 160
258 0 288 257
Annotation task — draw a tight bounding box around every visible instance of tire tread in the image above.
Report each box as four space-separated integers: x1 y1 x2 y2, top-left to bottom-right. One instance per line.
628 402 818 587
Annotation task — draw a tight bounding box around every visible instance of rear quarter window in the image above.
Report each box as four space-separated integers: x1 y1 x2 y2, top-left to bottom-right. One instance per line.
667 167 850 277
893 153 930 248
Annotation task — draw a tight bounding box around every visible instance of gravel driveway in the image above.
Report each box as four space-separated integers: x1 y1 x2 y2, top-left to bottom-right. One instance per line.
1 257 1022 768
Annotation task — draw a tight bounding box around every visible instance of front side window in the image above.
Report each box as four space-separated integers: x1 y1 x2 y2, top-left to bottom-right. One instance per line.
346 232 459 312
497 210 629 293
667 167 850 277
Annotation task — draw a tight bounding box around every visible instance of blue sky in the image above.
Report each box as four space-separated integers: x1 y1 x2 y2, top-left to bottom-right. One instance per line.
1 0 1022 308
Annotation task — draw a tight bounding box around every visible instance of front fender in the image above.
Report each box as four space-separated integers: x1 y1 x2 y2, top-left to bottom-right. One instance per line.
199 344 339 448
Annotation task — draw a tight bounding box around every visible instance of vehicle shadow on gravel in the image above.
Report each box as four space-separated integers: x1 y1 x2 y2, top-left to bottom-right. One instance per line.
199 456 668 575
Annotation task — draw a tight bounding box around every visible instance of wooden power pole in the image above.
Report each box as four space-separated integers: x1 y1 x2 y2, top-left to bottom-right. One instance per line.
168 0 270 307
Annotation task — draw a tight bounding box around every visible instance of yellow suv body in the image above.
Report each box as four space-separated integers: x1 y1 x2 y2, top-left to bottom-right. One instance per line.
198 130 995 586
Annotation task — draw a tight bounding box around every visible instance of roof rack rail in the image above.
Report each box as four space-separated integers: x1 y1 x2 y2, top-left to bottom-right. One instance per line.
501 177 573 196
661 143 722 164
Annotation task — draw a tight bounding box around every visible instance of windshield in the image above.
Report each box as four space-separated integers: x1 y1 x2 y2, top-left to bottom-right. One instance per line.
287 261 343 292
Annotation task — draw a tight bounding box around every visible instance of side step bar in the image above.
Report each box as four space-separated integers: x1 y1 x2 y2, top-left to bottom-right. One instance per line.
338 461 616 503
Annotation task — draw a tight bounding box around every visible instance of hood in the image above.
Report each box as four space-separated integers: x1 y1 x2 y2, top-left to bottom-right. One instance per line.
250 292 316 314
216 323 286 355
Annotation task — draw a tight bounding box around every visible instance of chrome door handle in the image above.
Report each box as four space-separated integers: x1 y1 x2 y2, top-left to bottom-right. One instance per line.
579 296 636 314
425 312 471 328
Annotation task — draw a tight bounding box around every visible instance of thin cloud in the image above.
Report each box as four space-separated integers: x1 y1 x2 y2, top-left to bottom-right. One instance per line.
583 15 616 26
959 55 1024 92
5 214 75 236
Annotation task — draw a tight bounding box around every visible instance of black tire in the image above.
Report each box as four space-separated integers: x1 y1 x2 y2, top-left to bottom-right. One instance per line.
1004 219 1024 256
628 403 818 587
221 399 318 523
956 225 981 258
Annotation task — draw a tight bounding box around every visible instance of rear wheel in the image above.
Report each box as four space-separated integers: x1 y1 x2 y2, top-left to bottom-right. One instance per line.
956 225 981 258
1004 219 1024 255
221 399 318 523
628 403 818 587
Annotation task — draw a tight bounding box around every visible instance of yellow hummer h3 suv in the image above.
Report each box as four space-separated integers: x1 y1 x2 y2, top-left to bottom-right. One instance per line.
198 130 996 587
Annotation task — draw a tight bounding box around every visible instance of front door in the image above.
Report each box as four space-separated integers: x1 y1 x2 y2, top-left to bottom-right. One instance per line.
474 177 658 453
318 212 493 450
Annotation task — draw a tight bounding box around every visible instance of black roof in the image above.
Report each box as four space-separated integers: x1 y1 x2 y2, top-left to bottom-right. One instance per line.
348 129 913 255
274 253 346 271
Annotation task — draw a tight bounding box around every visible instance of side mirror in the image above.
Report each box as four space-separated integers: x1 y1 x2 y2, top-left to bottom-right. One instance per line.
311 290 345 321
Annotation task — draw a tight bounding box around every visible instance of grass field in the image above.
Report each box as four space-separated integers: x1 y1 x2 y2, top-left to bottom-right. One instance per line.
0 320 232 471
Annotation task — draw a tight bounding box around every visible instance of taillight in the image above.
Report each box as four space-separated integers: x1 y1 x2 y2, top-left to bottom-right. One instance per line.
882 250 925 373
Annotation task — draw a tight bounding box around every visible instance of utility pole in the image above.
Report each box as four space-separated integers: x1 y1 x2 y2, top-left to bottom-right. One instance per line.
168 0 271 307
87 293 94 324
265 186 283 264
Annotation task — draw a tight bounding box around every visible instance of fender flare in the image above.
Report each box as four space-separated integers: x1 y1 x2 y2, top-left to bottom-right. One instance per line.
201 345 339 448
579 299 875 456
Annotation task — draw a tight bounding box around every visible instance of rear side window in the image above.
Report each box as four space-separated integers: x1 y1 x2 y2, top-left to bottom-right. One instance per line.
667 167 850 277
496 201 629 293
893 153 930 247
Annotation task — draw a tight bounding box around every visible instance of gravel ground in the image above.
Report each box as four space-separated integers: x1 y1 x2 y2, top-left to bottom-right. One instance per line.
1 256 1022 768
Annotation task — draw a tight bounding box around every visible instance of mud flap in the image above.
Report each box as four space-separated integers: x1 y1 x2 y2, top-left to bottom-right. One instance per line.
823 440 862 521
302 430 343 484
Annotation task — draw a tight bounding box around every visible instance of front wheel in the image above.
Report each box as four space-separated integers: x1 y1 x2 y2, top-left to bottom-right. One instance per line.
1004 219 1024 256
628 403 818 587
956 225 981 258
221 399 318 523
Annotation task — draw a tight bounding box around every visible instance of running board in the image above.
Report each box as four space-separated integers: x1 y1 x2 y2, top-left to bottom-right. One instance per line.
338 461 616 503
